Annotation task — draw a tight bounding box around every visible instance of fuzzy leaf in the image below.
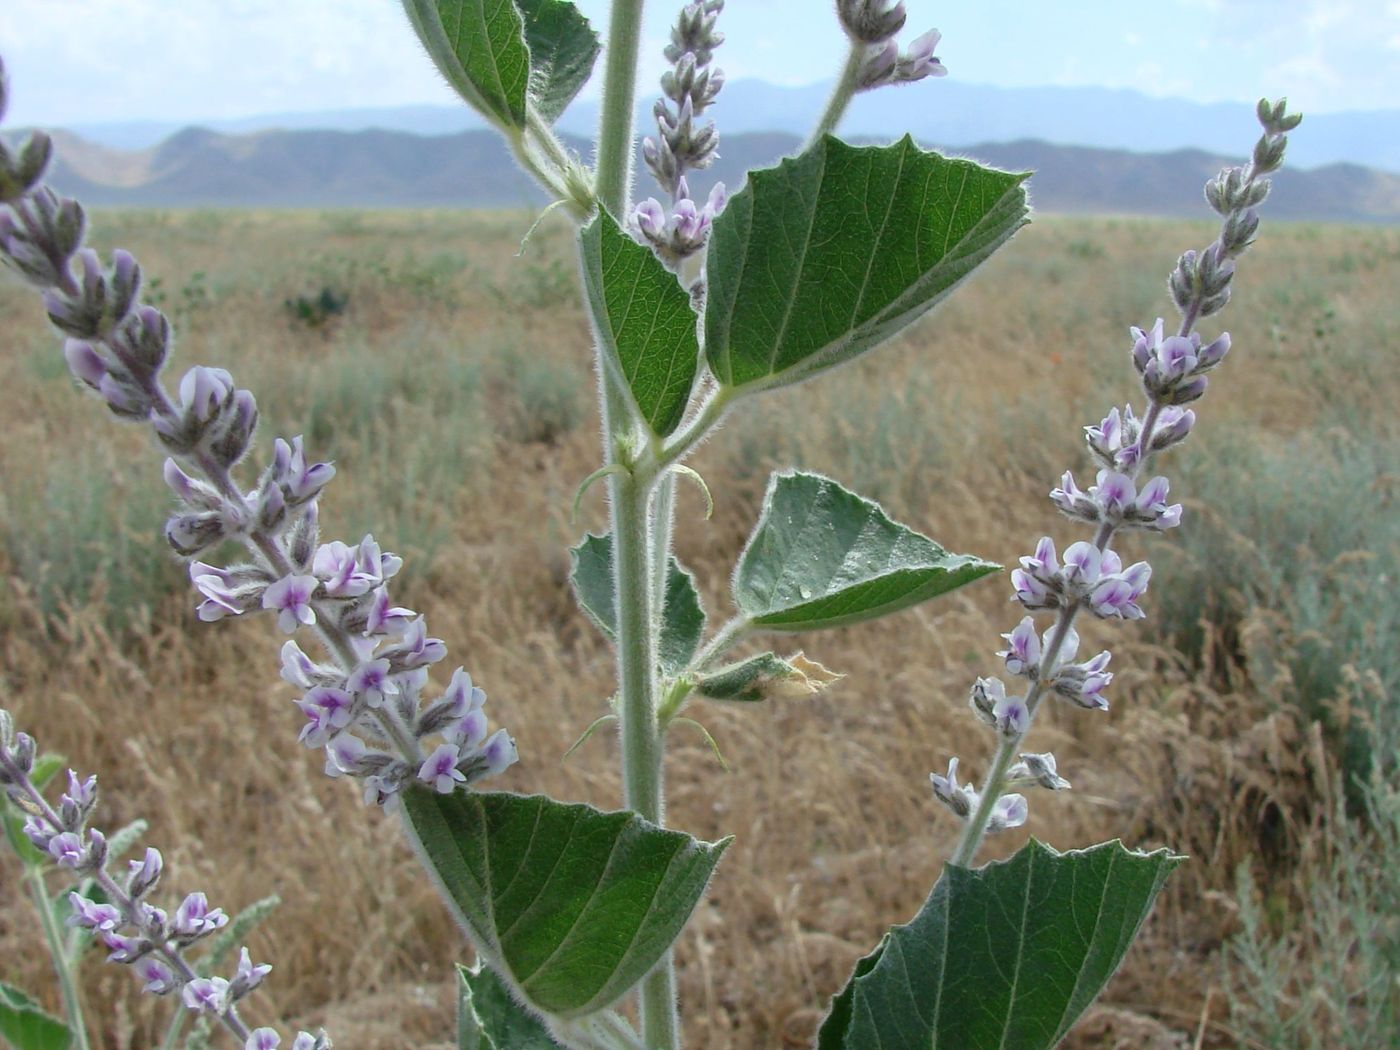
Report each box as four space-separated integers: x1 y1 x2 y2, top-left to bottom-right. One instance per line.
580 212 701 437
402 0 531 129
515 0 600 124
402 789 730 1020
570 532 705 673
735 471 998 631
705 135 1029 392
0 982 71 1050
457 964 563 1049
695 652 842 703
817 839 1183 1050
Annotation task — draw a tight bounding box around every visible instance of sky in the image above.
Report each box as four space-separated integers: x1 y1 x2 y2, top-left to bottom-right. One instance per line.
1 0 1398 128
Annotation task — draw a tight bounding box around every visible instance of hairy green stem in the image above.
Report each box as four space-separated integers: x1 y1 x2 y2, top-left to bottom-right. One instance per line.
588 4 680 1045
25 866 91 1050
595 0 646 218
808 41 866 147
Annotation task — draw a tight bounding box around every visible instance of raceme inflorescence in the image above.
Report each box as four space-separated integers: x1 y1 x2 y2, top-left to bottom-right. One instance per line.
0 3 1300 1049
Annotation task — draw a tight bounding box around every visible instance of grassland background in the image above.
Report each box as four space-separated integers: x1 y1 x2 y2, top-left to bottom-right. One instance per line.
0 208 1396 1049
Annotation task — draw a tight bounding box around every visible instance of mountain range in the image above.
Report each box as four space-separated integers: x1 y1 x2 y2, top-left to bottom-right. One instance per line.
30 125 1400 224
54 78 1400 174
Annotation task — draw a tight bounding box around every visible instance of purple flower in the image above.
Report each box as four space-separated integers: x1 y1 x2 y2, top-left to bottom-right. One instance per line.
48 831 85 868
631 198 667 239
929 757 978 819
1051 649 1113 710
346 658 391 708
135 957 178 995
445 708 490 750
64 339 106 389
899 29 947 81
1061 541 1103 590
442 667 486 717
992 692 1029 738
362 587 416 637
191 562 266 622
419 743 468 794
1088 560 1152 620
232 946 272 994
128 846 163 897
173 892 227 938
178 366 234 423
1150 406 1196 453
272 436 335 504
247 1030 281 1050
296 687 354 747
182 976 230 1014
22 815 54 852
998 617 1041 677
101 932 147 963
988 793 1029 832
68 893 122 931
379 617 447 672
1091 470 1136 518
1050 469 1100 522
859 40 899 88
281 639 327 689
1008 752 1071 791
262 574 319 633
478 729 518 778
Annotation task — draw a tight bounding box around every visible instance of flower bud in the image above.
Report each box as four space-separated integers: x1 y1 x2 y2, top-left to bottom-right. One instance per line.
166 511 226 556
64 340 107 390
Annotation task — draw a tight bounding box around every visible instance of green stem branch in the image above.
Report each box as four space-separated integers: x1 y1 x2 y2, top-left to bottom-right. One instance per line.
25 866 91 1050
808 41 866 148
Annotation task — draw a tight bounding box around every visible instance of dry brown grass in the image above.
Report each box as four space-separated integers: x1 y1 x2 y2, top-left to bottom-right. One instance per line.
0 209 1396 1048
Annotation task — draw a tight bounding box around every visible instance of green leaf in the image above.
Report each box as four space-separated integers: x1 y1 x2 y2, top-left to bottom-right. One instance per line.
579 212 701 437
817 839 1183 1050
402 0 531 129
2 753 66 866
515 0 600 124
705 135 1029 392
0 982 71 1050
695 651 842 703
734 471 999 631
457 964 564 1049
401 789 730 1019
570 532 705 673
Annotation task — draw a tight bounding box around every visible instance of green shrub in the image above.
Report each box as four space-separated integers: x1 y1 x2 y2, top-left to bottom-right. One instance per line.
1152 424 1400 787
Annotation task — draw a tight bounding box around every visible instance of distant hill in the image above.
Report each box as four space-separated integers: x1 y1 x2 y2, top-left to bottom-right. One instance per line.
29 125 1400 224
51 78 1400 174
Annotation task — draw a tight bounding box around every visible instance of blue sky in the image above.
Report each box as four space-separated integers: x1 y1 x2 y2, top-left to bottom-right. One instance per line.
2 0 1397 127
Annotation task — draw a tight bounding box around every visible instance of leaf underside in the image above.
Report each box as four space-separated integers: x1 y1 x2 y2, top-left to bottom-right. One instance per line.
817 839 1183 1050
515 0 600 124
402 788 729 1019
734 470 999 631
404 1 599 130
570 531 705 673
705 134 1030 392
457 964 564 1049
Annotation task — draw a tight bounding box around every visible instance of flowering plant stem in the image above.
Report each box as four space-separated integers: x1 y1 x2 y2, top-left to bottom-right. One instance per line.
23 864 92 1050
586 3 686 1045
809 42 865 148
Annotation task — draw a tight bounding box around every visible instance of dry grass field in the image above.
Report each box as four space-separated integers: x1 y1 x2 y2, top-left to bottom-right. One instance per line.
0 207 1396 1049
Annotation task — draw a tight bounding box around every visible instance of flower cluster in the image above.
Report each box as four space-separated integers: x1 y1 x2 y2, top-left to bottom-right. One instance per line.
932 99 1302 852
0 55 516 810
836 0 946 89
632 1 728 268
0 711 331 1049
